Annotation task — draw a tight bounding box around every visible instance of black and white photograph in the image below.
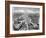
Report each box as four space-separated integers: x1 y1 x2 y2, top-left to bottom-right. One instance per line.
13 7 40 31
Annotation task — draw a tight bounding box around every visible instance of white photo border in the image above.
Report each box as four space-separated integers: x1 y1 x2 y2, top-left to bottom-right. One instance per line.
10 4 43 34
